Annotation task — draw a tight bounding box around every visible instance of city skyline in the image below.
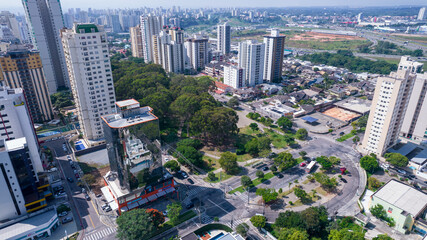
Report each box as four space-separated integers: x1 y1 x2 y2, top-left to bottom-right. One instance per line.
4 1 427 13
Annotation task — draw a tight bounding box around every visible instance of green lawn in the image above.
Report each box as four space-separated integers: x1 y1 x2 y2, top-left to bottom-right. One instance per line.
202 156 220 172
229 172 275 194
336 133 355 142
287 40 371 51
203 171 233 183
236 154 253 162
369 57 400 65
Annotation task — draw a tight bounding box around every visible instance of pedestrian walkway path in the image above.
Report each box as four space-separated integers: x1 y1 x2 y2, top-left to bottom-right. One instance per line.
83 227 116 240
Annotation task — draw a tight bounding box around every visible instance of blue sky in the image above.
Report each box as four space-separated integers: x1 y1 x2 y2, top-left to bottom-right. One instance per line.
5 0 426 13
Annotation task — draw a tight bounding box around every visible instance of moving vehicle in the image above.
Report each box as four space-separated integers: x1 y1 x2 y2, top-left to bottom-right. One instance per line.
396 169 406 175
305 161 316 173
67 177 74 183
300 162 306 167
187 178 194 184
180 171 188 179
85 194 91 201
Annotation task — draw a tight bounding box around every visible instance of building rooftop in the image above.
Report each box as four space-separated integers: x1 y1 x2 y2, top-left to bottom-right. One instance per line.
102 106 157 129
115 99 140 109
0 209 57 239
104 171 130 198
5 137 27 152
372 179 427 217
334 97 372 115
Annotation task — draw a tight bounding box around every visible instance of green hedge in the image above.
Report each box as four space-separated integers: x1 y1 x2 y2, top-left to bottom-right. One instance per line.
149 210 197 238
194 224 232 236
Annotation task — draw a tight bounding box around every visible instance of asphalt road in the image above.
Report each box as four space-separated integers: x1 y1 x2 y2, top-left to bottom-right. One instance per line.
44 138 116 240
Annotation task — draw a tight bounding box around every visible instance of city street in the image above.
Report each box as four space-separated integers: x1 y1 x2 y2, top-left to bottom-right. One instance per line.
43 138 117 240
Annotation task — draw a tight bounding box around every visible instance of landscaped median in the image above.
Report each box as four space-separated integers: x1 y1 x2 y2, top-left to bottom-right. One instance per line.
229 172 275 194
149 210 197 238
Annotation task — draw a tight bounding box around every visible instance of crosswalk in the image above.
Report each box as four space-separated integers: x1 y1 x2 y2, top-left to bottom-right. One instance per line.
234 191 249 202
186 185 203 198
84 227 116 240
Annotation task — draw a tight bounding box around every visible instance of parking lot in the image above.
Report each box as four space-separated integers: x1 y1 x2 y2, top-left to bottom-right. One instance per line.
294 112 348 134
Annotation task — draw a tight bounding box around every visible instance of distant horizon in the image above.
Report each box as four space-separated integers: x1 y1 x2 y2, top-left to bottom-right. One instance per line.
4 1 426 14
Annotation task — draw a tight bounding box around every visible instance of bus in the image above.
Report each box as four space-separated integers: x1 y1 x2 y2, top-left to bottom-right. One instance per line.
306 161 316 173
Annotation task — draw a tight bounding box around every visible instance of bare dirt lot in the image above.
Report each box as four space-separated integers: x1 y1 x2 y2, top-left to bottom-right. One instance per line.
290 31 365 42
322 107 360 122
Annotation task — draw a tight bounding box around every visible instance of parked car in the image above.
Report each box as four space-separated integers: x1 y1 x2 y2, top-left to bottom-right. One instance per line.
277 174 284 179
101 204 109 210
340 178 347 183
163 210 168 216
67 156 71 161
58 211 68 217
396 169 406 175
96 194 102 198
48 167 58 172
185 202 194 209
67 177 74 183
187 178 194 184
164 157 170 162
180 171 188 179
54 186 64 191
75 173 80 179
105 206 112 212
380 163 390 170
300 162 307 167
262 166 269 171
62 217 73 224
85 194 91 201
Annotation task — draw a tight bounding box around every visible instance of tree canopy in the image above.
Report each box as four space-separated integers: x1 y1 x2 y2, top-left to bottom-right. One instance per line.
250 215 266 229
360 155 379 173
274 152 297 171
219 151 240 174
385 153 408 167
256 188 279 203
164 160 181 172
116 208 154 240
277 116 293 131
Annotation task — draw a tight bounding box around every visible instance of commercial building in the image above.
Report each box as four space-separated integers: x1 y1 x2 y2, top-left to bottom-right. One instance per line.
101 99 175 214
362 69 415 156
0 11 22 42
185 35 209 71
0 137 51 220
369 179 427 234
238 40 265 86
61 24 116 142
130 25 143 58
0 86 43 173
22 0 69 93
0 208 58 240
263 29 286 82
0 45 53 122
217 22 231 55
223 65 245 89
140 15 162 62
417 7 426 21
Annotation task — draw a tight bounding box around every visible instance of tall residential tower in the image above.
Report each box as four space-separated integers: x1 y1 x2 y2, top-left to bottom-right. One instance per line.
263 29 286 82
140 15 162 62
217 22 231 55
238 40 265 86
22 0 69 93
61 24 116 142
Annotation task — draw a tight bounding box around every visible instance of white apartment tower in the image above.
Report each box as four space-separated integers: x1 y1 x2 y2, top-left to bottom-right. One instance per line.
22 0 69 93
398 56 424 74
263 29 286 82
362 69 415 156
224 65 245 89
185 35 209 71
400 58 427 143
153 29 185 74
217 22 231 55
140 15 162 63
417 7 426 21
0 86 43 173
239 40 265 86
61 24 116 142
130 25 143 58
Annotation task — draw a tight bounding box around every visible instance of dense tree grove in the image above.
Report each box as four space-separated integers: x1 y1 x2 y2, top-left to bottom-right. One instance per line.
112 60 238 146
300 51 397 74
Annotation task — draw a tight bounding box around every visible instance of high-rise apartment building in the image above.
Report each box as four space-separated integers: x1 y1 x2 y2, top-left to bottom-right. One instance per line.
185 35 209 71
263 29 286 82
0 86 43 173
400 59 427 143
130 25 143 58
0 46 53 122
61 24 116 142
22 0 69 94
417 7 426 21
101 99 175 214
140 15 161 62
152 28 185 73
398 56 424 74
238 40 265 86
0 11 22 42
362 69 415 156
224 65 245 89
217 22 231 55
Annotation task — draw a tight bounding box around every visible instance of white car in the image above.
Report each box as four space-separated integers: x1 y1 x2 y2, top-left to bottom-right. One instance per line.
164 157 170 162
396 169 406 175
58 211 68 217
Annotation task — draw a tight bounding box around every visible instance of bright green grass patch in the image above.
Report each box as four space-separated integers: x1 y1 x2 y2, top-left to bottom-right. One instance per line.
203 171 233 183
236 154 253 162
229 172 275 194
337 133 355 142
